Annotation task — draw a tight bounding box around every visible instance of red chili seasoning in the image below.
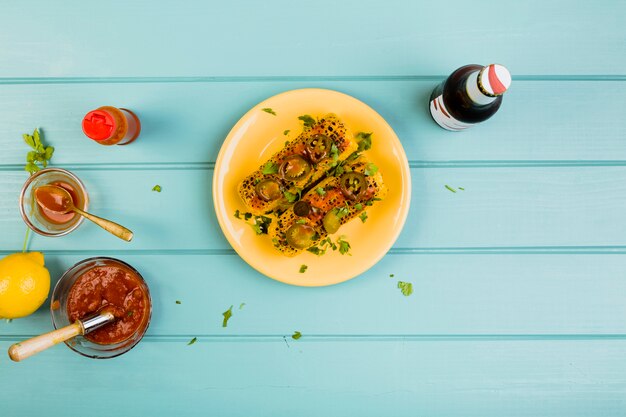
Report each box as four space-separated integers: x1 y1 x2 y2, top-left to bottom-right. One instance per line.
82 106 141 146
67 263 150 344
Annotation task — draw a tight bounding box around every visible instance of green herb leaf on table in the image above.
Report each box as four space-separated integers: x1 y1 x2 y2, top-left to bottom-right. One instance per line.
152 185 162 192
188 337 197 346
292 331 302 340
298 114 316 129
262 162 279 175
355 132 373 152
262 108 277 116
175 300 181 304
22 128 54 174
239 303 246 310
445 185 457 193
222 305 233 328
364 163 378 177
389 274 395 278
458 187 465 191
299 265 308 273
397 281 413 296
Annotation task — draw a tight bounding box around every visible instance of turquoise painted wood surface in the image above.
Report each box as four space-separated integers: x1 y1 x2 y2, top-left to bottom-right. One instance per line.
1 1 626 416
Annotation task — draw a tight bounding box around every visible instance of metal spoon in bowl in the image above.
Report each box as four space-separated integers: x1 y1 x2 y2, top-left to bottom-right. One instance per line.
34 184 133 241
8 308 119 362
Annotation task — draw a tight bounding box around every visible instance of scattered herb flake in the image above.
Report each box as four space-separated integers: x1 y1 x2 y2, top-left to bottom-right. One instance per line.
315 187 326 196
262 108 277 116
249 215 272 235
152 185 162 192
292 331 302 340
397 281 413 296
222 305 233 328
283 129 290 136
262 162 279 175
298 114 316 129
337 237 351 255
299 264 308 273
354 203 363 211
283 190 298 203
188 337 197 346
234 209 241 219
355 132 373 152
296 219 306 225
244 212 253 221
336 206 349 219
458 187 465 191
126 310 134 317
359 212 368 223
445 185 457 193
175 300 181 304
239 303 246 310
390 274 395 278
364 163 379 177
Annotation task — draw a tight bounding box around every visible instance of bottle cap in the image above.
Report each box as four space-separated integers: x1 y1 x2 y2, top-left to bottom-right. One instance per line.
478 64 511 96
82 109 116 141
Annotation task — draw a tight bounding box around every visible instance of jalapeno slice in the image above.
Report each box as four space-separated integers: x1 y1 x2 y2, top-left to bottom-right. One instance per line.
293 201 311 217
339 172 367 200
280 155 311 181
285 223 316 249
322 209 341 234
255 179 282 201
305 134 332 163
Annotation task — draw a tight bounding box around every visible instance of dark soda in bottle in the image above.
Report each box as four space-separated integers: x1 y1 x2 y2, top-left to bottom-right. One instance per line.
429 64 511 131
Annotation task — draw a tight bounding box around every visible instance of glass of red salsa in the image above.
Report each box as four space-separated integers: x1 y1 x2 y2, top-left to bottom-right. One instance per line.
50 257 152 359
19 168 89 237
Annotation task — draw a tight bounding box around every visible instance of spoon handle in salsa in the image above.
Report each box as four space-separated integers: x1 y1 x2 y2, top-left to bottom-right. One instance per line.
8 323 83 362
72 207 134 242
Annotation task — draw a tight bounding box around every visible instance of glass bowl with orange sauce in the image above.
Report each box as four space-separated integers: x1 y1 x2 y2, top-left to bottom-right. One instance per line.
19 168 89 237
50 257 152 359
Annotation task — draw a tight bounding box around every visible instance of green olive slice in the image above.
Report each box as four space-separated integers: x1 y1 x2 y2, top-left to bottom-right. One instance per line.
339 172 367 200
280 155 311 181
285 223 316 249
305 134 332 163
322 209 341 234
293 201 311 217
255 179 282 201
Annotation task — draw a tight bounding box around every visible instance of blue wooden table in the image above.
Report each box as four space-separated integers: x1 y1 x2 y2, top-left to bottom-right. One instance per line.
2 1 626 415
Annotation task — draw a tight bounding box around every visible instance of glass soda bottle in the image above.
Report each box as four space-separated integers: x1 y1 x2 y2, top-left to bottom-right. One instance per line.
429 64 511 131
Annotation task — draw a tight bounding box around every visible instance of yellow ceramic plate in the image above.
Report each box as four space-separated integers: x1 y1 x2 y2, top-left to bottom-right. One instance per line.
213 88 411 286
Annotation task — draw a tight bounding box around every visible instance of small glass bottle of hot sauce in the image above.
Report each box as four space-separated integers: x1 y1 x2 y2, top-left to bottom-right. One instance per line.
82 106 141 145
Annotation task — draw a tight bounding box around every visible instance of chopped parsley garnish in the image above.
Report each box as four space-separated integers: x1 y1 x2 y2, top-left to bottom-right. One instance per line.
283 129 290 136
359 212 368 223
175 300 181 304
336 205 350 219
23 128 54 175
299 264 308 273
152 184 162 192
250 215 272 235
244 212 253 221
283 190 298 203
389 274 395 278
315 187 326 196
188 337 197 345
126 310 134 317
292 331 302 340
239 303 246 310
458 187 465 191
355 132 373 152
262 108 277 115
222 305 233 327
298 114 316 129
397 281 413 296
234 209 241 219
354 203 363 211
296 219 306 225
262 162 279 175
364 163 378 177
445 185 457 193
330 143 339 161
337 237 351 255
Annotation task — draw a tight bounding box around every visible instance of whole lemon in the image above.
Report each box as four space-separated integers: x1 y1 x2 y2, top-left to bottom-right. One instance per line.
0 252 50 319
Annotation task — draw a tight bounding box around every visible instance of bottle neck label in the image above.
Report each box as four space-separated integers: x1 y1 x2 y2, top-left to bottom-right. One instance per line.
429 94 473 131
466 71 496 105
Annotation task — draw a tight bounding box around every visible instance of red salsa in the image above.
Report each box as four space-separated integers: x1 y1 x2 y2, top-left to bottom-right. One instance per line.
67 263 150 344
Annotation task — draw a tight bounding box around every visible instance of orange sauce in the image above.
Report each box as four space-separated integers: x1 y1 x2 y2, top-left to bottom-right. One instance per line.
36 181 79 224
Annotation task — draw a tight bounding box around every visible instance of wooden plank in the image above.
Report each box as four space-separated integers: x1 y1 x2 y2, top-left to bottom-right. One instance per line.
1 81 625 165
2 254 625 336
2 167 626 251
1 339 625 416
0 1 624 77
